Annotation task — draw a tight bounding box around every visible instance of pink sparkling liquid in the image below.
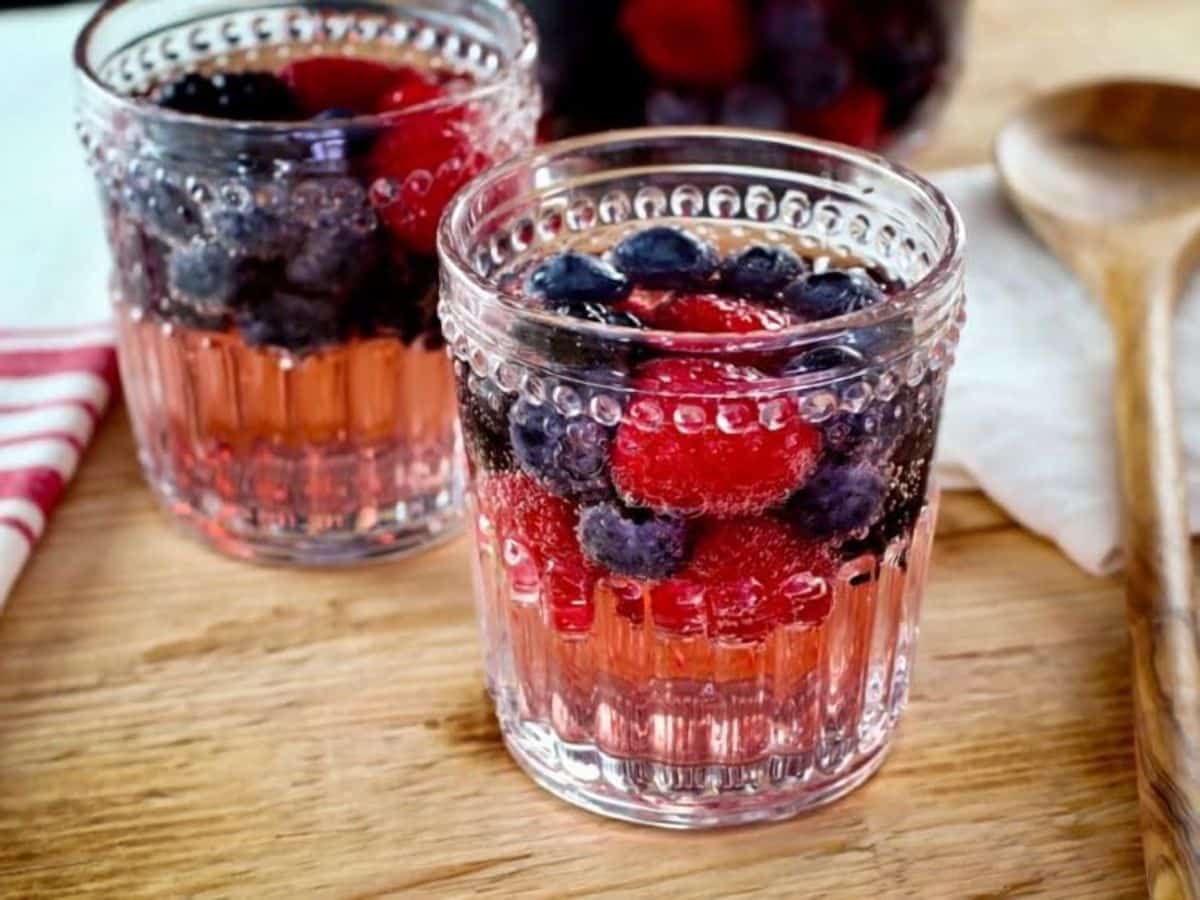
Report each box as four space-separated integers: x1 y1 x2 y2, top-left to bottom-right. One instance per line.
116 303 460 561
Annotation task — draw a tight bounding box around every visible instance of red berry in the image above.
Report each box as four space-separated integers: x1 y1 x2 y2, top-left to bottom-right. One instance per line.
640 292 795 334
650 579 708 636
619 0 753 87
375 70 446 112
368 97 487 254
279 56 407 115
611 358 822 515
796 83 886 150
656 518 836 641
617 287 675 322
478 472 598 633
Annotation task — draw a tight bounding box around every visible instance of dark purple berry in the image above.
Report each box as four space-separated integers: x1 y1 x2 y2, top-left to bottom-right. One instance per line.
777 46 852 109
527 252 631 305
157 72 299 121
787 461 886 539
849 316 916 359
612 226 719 290
550 301 643 329
780 270 885 321
236 291 343 353
645 89 712 126
719 84 788 130
168 241 237 308
719 245 806 299
211 205 300 259
578 503 689 580
126 179 202 244
780 343 864 377
761 0 828 52
349 248 438 344
455 362 515 473
287 227 374 293
509 395 614 501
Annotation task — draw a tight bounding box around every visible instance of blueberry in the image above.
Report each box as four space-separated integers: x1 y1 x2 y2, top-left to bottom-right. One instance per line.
578 503 690 580
513 302 644 369
509 394 615 501
349 248 438 344
780 270 885 321
820 412 874 462
848 315 915 360
841 380 943 560
612 227 718 290
211 205 300 259
549 301 643 329
287 227 374 293
455 362 514 473
645 89 712 126
126 179 202 244
168 241 237 308
761 0 828 52
719 84 788 130
780 344 864 377
787 462 887 539
157 72 299 121
527 251 631 304
776 46 852 109
719 245 806 299
236 291 344 353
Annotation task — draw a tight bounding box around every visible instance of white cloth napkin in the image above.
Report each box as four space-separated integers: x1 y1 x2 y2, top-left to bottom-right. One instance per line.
0 2 113 605
932 166 1200 575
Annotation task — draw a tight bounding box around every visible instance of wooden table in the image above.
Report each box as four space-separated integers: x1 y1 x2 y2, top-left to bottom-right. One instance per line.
3 1 1199 896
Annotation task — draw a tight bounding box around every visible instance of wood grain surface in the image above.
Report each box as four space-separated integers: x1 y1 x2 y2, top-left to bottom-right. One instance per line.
995 80 1200 899
3 1 1200 896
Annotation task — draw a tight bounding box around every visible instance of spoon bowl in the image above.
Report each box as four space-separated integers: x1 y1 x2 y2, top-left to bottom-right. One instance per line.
996 80 1200 900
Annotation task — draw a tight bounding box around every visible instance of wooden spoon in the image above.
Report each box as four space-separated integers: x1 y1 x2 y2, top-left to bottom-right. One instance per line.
995 80 1200 898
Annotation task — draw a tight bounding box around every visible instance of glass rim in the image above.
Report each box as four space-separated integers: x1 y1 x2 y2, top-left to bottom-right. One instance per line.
73 0 539 133
439 125 966 350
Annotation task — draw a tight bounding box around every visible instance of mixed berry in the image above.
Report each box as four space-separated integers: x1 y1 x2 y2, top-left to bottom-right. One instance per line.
463 224 941 646
112 55 492 353
527 0 964 150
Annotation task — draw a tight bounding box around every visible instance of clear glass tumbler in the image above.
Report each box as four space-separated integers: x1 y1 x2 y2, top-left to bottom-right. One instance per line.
74 0 539 563
440 127 965 827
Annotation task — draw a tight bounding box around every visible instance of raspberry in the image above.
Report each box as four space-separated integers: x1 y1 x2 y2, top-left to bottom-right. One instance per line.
368 100 486 254
652 518 836 641
795 83 886 149
279 57 410 115
375 71 447 112
639 293 794 334
611 358 821 515
620 0 753 87
478 472 598 633
650 579 708 636
617 287 675 322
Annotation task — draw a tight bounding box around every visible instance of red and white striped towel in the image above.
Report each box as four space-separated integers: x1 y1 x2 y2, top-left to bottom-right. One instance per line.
0 325 117 603
0 4 116 605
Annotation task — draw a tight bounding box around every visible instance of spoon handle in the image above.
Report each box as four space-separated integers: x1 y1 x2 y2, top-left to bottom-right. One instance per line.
1107 261 1200 899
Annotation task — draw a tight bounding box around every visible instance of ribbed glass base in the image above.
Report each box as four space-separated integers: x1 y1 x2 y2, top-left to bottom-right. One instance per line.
499 713 892 829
